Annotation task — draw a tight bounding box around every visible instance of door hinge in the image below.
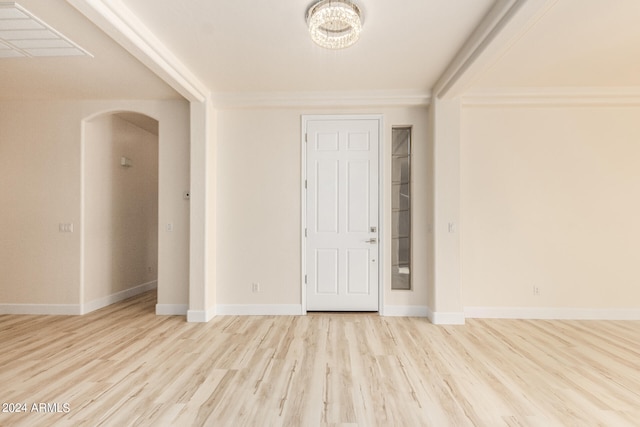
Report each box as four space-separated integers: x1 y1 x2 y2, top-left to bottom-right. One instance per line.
304 274 307 284
304 228 307 237
305 133 308 143
304 179 307 189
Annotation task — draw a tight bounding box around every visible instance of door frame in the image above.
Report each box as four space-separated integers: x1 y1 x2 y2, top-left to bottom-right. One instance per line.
301 114 385 314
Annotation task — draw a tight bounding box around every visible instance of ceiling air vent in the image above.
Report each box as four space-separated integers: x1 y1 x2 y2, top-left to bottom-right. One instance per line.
0 1 91 58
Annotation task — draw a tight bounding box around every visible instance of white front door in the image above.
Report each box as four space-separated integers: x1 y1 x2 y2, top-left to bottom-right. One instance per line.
304 117 380 311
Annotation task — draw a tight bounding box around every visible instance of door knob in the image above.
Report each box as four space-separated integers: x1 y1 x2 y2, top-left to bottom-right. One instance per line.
366 238 377 243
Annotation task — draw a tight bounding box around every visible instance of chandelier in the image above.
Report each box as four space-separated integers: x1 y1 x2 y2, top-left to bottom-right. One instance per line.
306 0 362 49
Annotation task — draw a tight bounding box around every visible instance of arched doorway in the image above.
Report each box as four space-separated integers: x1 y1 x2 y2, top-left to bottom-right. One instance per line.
81 111 159 312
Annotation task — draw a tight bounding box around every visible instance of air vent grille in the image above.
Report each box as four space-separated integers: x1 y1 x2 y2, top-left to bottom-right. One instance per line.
0 2 91 58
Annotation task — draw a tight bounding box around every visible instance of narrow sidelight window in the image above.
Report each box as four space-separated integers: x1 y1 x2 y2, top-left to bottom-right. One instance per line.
391 127 411 290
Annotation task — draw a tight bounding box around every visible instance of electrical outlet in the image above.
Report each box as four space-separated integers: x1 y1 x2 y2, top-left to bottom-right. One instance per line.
533 285 540 296
252 282 260 293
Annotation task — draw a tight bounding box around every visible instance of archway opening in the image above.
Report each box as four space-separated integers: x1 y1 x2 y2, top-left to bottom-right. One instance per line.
82 111 159 312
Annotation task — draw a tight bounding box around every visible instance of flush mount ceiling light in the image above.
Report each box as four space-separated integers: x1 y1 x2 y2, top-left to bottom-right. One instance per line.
306 0 362 49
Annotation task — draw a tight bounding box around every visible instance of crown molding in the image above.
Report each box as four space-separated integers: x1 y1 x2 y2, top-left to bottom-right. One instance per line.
66 0 209 102
434 0 559 99
210 90 431 109
462 86 640 106
434 0 523 98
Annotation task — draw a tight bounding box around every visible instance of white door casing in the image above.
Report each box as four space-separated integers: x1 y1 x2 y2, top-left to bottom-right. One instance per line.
303 116 381 311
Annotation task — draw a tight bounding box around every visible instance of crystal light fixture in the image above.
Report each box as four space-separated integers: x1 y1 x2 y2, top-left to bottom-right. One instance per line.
306 0 362 49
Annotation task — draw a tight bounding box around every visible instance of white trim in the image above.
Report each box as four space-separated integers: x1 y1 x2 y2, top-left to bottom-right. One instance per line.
382 305 429 317
434 0 524 98
301 114 384 315
465 306 640 320
377 116 385 316
462 86 640 106
0 304 81 316
216 304 303 316
213 90 430 109
82 281 157 314
435 0 559 99
187 307 215 322
66 0 209 102
300 116 307 315
156 304 188 316
0 281 158 316
428 310 466 325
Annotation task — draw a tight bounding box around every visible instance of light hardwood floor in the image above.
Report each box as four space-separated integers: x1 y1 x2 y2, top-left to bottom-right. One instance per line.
1 291 639 427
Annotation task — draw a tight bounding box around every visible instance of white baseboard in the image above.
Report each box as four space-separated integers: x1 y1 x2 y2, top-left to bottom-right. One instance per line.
215 304 303 316
0 303 81 315
82 281 157 314
0 281 157 316
382 305 429 317
187 307 216 322
428 310 466 325
156 304 188 316
465 306 640 320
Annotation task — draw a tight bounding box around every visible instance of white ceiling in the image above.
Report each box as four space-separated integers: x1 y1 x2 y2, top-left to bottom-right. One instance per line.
1 1 640 102
120 0 495 94
472 0 640 90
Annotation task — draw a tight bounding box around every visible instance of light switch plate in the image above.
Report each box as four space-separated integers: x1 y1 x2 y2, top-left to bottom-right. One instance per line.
59 223 73 232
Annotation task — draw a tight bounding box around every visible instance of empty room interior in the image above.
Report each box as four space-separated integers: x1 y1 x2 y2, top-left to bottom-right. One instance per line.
1 0 639 425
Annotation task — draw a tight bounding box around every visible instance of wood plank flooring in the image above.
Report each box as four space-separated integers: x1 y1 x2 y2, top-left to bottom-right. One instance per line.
1 291 639 426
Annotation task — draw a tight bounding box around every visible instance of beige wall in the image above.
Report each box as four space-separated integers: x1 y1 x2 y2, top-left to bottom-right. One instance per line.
429 98 463 320
461 104 640 309
215 106 431 310
0 99 190 311
84 114 158 303
0 101 82 304
151 101 191 309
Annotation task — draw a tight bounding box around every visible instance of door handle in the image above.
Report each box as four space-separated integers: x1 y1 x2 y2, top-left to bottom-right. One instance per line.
366 238 377 244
